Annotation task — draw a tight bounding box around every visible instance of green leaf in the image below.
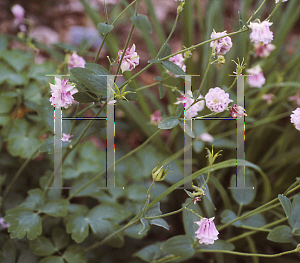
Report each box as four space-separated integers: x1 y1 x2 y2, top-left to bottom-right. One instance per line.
66 215 89 243
0 240 16 263
5 209 42 240
84 63 110 75
134 243 162 263
29 236 57 256
148 59 161 63
131 14 153 33
154 76 163 81
198 239 235 251
161 235 194 258
52 227 70 250
158 83 165 99
73 92 98 103
28 62 56 83
158 116 179 129
139 218 150 235
220 209 241 227
20 189 46 210
229 170 257 205
0 35 8 56
70 67 107 96
150 218 169 230
182 198 203 241
97 22 114 34
41 199 69 217
17 249 38 263
36 98 54 132
240 213 266 228
288 195 300 231
2 50 32 72
145 202 162 217
178 120 195 138
63 245 87 263
162 60 186 77
267 225 293 243
40 256 65 263
158 44 171 59
193 140 204 153
176 103 184 118
24 81 42 103
278 194 292 218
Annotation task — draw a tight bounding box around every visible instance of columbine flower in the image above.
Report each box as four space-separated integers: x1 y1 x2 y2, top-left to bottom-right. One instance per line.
229 104 247 119
210 30 233 55
249 21 273 44
198 132 214 142
275 0 288 3
254 43 275 57
291 108 300 131
174 91 204 119
117 44 139 73
150 110 162 125
289 91 300 106
11 4 24 24
262 94 276 105
168 54 186 74
49 78 78 108
205 87 233 113
61 133 74 142
0 218 10 229
247 65 265 88
195 217 219 245
68 52 86 70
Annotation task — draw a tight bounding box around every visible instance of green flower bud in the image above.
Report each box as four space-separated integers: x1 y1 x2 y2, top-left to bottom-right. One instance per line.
152 165 171 181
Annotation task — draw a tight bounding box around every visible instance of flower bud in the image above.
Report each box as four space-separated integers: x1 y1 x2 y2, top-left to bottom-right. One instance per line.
152 165 171 181
177 1 185 13
229 104 247 119
217 55 225 65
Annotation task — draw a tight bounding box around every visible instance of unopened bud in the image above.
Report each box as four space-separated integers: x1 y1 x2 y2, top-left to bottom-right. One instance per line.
152 165 171 181
217 55 225 64
177 1 185 13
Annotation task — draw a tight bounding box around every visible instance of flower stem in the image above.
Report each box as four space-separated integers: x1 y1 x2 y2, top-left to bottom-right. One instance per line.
141 180 156 217
198 49 214 95
265 1 282 21
247 0 267 23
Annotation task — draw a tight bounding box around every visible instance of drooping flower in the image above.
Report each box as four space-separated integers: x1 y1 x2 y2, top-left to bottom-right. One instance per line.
205 87 233 113
290 108 300 131
198 132 214 142
11 4 24 24
247 65 265 88
210 30 233 55
249 21 273 44
49 78 78 108
254 43 275 57
194 197 201 205
195 217 219 245
174 91 204 119
229 104 247 119
289 91 300 106
262 94 276 105
168 53 186 74
275 0 288 3
117 44 139 73
61 133 74 142
0 218 10 229
150 110 162 125
68 52 86 70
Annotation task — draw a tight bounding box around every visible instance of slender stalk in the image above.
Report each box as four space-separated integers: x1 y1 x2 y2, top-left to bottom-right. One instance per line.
225 76 237 92
135 82 159 92
198 49 214 94
141 180 156 217
239 225 271 232
265 1 282 21
247 0 267 23
3 148 39 201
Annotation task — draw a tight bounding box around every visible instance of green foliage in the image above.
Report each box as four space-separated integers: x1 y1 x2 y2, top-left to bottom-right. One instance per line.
278 194 292 218
161 60 186 77
97 23 114 34
160 235 195 258
134 243 162 262
131 14 153 34
72 91 99 103
288 195 300 231
267 225 293 243
158 116 179 129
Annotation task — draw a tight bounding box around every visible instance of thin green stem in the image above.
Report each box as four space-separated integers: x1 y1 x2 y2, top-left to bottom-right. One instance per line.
67 130 161 200
198 49 214 94
265 1 282 21
247 0 267 23
239 225 271 232
135 82 159 92
225 76 237 92
141 180 156 217
2 148 39 201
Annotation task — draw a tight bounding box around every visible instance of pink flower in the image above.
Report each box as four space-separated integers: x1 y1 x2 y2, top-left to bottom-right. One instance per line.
205 87 233 113
117 44 139 73
229 104 247 119
198 132 214 142
174 91 204 119
290 108 300 131
247 65 265 88
289 91 300 106
262 94 276 105
61 133 74 142
68 52 86 70
194 197 201 205
168 54 186 74
0 218 10 229
210 30 233 55
150 110 162 125
49 78 78 108
195 217 219 245
275 0 288 3
11 4 24 24
249 21 273 44
254 43 275 57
